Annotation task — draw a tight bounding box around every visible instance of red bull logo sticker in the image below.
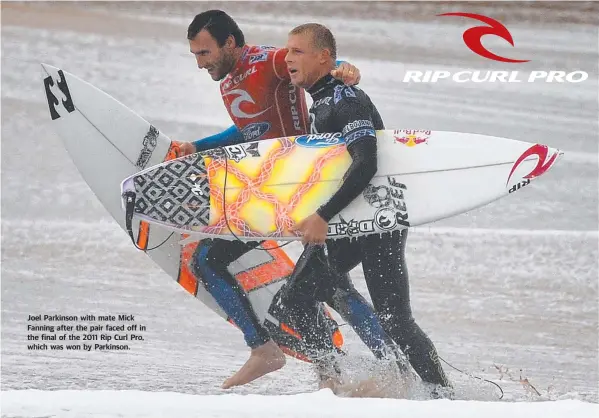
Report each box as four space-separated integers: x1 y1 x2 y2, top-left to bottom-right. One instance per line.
393 130 430 147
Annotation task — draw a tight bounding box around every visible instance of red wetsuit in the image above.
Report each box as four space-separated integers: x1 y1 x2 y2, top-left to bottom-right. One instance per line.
220 45 309 141
191 45 336 356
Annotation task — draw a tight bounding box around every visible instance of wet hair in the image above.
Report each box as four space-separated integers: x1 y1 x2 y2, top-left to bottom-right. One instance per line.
289 23 337 60
187 10 245 47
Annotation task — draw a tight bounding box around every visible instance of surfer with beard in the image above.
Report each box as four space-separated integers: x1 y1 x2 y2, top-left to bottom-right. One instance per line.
175 10 402 392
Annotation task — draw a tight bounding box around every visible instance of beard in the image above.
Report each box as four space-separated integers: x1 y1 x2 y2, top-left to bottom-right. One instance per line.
214 51 237 81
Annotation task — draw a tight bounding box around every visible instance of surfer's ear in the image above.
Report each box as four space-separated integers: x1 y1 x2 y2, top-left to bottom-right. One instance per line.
320 48 332 64
225 35 235 49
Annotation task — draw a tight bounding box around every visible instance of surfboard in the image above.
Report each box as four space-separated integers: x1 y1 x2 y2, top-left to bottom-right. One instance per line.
40 63 343 361
121 130 563 241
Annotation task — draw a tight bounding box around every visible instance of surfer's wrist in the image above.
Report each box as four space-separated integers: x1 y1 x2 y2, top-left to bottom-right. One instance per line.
316 206 333 223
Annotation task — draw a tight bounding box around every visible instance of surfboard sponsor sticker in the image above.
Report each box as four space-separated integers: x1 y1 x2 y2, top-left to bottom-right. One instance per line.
363 176 411 228
506 144 561 186
374 207 398 230
328 176 411 237
393 130 430 146
508 179 531 194
226 143 260 162
136 125 159 169
327 216 375 237
201 142 260 162
295 132 345 148
249 52 269 64
342 120 374 135
241 122 270 141
44 70 75 121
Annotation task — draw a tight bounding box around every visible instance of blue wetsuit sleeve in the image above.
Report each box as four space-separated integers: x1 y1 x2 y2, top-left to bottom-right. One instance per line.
192 125 244 152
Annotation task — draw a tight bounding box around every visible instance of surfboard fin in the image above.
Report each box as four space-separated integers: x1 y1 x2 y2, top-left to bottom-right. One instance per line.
123 190 146 251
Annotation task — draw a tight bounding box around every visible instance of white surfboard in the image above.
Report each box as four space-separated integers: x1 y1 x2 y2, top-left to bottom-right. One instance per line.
40 63 345 358
120 129 563 241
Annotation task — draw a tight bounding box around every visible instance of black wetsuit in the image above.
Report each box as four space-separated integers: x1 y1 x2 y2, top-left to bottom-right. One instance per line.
284 74 450 387
189 81 401 364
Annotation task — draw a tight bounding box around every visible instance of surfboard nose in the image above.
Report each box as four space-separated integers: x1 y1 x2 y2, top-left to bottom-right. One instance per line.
506 144 563 189
545 147 564 173
40 63 57 74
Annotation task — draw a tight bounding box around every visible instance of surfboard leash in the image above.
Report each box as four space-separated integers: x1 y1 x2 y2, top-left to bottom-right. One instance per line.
332 315 505 399
123 191 174 252
438 356 505 399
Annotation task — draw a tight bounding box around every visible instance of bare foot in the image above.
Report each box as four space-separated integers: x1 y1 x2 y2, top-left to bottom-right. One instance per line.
222 340 286 389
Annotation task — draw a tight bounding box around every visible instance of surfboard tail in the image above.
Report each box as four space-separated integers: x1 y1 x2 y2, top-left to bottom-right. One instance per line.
121 153 212 236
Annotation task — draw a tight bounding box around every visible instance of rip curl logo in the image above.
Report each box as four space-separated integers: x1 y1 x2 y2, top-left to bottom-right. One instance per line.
403 13 588 83
438 12 529 63
222 66 258 90
506 144 561 186
223 88 270 119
